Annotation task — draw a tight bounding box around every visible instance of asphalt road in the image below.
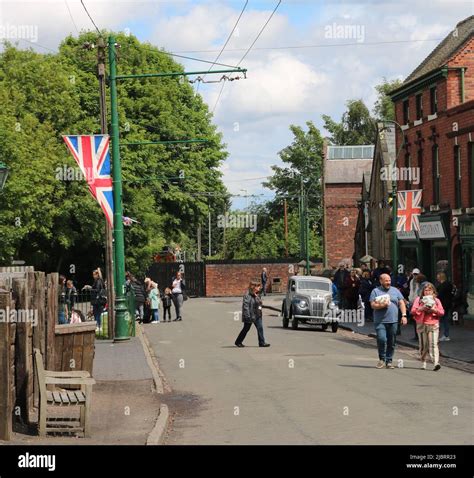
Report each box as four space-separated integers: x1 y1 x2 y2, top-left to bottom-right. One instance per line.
143 297 473 445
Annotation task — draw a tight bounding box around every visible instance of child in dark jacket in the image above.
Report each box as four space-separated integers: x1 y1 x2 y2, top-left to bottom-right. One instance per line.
162 288 173 322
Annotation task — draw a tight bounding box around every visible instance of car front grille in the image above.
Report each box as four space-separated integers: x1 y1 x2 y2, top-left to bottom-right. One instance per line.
311 299 325 317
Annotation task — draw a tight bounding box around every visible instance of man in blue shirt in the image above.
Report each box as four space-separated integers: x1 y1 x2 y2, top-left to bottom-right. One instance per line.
370 273 407 369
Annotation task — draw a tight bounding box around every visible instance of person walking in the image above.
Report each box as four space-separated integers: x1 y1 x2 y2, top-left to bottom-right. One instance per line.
128 273 146 324
408 268 423 340
148 281 161 324
411 282 444 371
370 273 407 369
261 267 268 296
436 272 453 342
162 288 173 322
235 281 270 348
91 268 106 330
334 262 350 309
171 271 185 321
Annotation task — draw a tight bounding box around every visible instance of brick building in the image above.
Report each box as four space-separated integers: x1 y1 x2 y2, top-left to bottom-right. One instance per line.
354 124 396 266
324 145 373 267
389 15 474 319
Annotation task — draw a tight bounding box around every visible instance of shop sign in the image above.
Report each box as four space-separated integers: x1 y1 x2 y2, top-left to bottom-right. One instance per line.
418 221 446 239
460 221 474 237
397 230 417 240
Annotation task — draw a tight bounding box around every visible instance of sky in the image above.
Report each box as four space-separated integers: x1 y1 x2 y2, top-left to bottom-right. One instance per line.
1 0 473 208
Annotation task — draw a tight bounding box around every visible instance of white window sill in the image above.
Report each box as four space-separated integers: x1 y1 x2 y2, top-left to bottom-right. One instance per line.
427 113 438 121
414 119 423 126
401 124 409 131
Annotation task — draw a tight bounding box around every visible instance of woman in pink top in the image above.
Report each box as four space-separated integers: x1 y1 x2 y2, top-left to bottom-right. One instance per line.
411 282 444 371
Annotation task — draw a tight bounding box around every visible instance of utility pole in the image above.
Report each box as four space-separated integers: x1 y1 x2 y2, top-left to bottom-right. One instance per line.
197 224 202 262
208 199 212 257
284 198 288 258
108 36 129 341
322 140 327 269
97 37 115 340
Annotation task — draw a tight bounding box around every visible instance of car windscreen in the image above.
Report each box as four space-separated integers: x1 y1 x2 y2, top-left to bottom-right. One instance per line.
297 281 330 292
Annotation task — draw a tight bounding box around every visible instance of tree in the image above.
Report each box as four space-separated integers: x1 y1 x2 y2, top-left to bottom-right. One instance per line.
0 33 228 279
262 121 324 258
322 99 377 145
373 78 402 122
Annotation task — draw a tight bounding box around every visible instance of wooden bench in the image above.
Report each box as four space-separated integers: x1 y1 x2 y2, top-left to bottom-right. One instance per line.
34 348 96 437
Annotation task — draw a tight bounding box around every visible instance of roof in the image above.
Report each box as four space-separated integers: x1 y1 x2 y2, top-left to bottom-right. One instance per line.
325 159 373 184
403 15 474 85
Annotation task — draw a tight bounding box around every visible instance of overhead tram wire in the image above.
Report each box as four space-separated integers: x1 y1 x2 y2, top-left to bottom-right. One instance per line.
80 0 101 36
64 0 80 35
203 0 249 80
173 37 446 54
212 0 282 113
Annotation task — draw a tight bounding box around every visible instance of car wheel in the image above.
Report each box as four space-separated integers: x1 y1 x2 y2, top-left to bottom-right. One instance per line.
291 309 298 329
282 303 289 328
322 324 328 331
331 322 339 333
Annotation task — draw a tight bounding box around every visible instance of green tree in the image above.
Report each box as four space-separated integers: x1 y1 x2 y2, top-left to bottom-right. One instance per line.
373 78 402 121
0 33 228 278
322 99 376 145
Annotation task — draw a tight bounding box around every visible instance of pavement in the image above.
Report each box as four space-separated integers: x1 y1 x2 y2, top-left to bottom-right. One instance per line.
3 335 162 445
142 297 474 445
262 294 474 365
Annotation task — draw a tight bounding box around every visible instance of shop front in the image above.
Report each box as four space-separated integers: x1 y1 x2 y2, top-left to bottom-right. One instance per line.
460 216 474 319
418 215 450 281
397 230 421 273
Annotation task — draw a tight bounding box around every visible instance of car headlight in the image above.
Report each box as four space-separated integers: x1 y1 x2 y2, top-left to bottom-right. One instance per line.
298 300 308 308
328 301 336 309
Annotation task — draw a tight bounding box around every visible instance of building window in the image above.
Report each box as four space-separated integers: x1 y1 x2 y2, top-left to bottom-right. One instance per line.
430 86 438 114
454 145 461 209
418 149 423 191
433 145 440 204
403 99 410 124
416 94 423 120
404 153 411 190
470 143 474 207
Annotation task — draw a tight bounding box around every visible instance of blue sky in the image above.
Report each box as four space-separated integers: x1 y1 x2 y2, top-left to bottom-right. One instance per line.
3 0 474 209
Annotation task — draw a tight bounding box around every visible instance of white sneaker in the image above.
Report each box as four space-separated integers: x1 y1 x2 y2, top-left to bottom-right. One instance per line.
421 361 427 370
440 336 450 342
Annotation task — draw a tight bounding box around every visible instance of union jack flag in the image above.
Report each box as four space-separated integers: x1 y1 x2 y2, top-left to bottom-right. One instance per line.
63 135 114 227
396 190 422 232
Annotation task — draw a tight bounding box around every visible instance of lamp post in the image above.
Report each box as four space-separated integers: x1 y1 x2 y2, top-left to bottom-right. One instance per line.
379 120 406 274
0 162 9 191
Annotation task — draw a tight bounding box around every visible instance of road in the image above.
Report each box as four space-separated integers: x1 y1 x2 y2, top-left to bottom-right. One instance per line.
143 297 473 445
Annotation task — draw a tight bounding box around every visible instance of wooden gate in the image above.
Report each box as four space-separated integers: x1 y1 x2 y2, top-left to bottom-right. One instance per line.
147 262 205 297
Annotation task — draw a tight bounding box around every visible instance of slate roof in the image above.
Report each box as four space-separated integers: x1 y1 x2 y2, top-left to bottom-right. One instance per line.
403 15 474 85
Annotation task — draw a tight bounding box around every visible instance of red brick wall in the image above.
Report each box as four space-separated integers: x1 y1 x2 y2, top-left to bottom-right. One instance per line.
393 36 474 286
325 184 362 267
205 262 322 297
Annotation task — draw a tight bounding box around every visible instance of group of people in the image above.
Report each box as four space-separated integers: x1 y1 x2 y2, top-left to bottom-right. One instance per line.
332 259 461 371
234 260 460 371
125 271 186 324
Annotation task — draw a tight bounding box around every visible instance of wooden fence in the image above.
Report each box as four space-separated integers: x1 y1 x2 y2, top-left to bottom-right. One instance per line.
0 269 95 441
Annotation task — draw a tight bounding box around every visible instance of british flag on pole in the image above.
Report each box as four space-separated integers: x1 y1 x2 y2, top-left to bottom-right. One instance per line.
63 135 114 226
396 189 422 232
